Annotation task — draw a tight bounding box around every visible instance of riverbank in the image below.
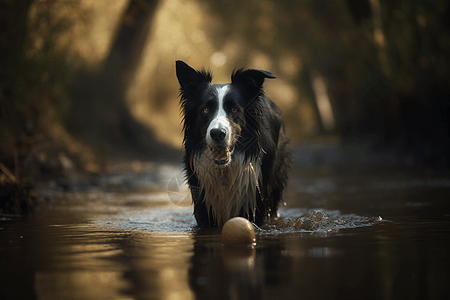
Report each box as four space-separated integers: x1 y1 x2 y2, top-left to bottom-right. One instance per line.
0 119 107 214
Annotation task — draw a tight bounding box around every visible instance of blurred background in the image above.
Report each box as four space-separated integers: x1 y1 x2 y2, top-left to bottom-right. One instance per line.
1 0 450 180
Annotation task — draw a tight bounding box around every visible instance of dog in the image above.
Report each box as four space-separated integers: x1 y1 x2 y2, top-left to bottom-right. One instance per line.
176 60 290 227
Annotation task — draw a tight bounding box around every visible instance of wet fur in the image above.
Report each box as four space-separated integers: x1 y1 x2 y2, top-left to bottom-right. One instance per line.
176 60 290 227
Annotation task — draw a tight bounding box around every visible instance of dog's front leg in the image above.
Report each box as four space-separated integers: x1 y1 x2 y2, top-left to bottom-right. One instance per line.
192 189 215 228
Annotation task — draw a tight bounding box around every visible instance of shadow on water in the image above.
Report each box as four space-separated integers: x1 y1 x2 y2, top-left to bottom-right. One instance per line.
1 157 450 299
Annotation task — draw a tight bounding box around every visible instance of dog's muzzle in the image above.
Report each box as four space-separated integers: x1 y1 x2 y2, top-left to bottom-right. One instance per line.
210 128 226 143
208 128 232 164
209 145 233 165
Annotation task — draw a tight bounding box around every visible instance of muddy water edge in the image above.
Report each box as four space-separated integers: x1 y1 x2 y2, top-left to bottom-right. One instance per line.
1 158 450 300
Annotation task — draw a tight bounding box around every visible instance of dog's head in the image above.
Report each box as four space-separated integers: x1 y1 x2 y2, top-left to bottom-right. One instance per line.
176 60 275 165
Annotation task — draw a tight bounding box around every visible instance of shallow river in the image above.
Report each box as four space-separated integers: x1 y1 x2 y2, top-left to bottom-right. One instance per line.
1 160 450 300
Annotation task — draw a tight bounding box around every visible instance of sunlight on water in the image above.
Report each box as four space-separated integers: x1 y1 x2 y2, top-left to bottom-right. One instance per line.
98 207 197 233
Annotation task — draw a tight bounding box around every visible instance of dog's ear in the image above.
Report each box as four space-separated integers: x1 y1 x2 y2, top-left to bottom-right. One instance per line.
176 61 212 96
231 68 276 97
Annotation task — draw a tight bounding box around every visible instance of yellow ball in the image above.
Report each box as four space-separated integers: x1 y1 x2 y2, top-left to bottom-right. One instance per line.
221 217 256 245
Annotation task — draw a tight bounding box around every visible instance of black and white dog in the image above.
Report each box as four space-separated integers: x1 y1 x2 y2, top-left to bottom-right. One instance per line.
176 60 290 227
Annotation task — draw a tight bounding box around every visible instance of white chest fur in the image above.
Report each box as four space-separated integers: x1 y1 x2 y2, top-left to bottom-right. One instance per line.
192 151 262 226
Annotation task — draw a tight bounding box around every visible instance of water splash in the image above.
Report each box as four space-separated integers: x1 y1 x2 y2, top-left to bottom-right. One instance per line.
257 208 382 235
98 207 382 235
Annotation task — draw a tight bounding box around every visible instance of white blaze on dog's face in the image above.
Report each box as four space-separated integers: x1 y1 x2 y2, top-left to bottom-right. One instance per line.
206 85 231 146
205 85 236 164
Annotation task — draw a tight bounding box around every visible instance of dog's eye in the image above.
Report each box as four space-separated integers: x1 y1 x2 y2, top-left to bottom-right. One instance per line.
231 107 238 114
202 108 209 114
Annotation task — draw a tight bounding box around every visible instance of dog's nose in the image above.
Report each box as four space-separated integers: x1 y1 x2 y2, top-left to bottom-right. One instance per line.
210 128 226 142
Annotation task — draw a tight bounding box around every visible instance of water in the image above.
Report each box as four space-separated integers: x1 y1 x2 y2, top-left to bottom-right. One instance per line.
1 162 450 300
